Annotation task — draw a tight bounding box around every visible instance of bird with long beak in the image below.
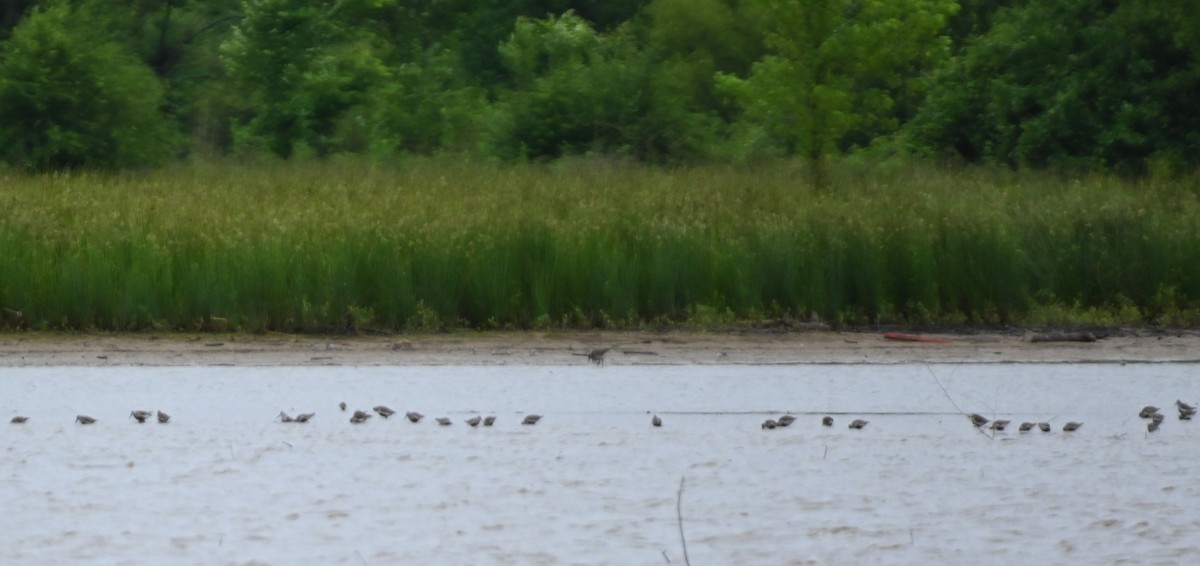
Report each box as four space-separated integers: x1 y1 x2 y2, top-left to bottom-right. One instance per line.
294 413 315 423
373 406 396 419
130 410 152 423
968 413 989 427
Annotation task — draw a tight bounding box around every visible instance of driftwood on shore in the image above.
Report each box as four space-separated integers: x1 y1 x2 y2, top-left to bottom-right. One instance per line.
1028 331 1105 343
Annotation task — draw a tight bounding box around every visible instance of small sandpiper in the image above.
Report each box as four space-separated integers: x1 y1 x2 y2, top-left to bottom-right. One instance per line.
990 420 1011 432
483 416 496 426
822 416 834 427
1148 421 1161 433
130 410 153 423
1063 421 1083 432
294 412 315 423
405 411 424 423
968 413 989 427
777 415 796 427
373 406 395 419
11 416 29 424
76 415 96 425
652 415 662 427
466 416 482 427
1177 400 1196 413
761 419 778 430
1038 422 1051 432
156 411 170 424
849 419 869 429
436 417 452 426
522 414 542 425
1139 406 1160 419
339 402 347 412
1018 422 1035 432
350 410 371 424
279 411 294 423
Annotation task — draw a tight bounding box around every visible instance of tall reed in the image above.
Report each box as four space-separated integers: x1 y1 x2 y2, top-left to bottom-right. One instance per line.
0 159 1196 331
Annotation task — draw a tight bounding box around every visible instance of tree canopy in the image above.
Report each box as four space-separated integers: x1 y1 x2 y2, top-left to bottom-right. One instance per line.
0 0 1194 176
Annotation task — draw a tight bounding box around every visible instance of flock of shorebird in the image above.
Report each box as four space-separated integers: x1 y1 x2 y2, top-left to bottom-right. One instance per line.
10 397 1196 431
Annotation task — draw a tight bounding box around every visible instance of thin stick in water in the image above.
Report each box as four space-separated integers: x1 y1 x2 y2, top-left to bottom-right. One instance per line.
677 476 691 566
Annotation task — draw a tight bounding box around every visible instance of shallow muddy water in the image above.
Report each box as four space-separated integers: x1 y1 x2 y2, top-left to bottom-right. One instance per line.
2 363 1198 564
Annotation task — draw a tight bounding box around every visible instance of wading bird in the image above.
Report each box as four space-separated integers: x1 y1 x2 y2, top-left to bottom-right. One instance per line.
1019 422 1035 432
652 415 662 427
1148 421 1161 433
466 416 481 427
1063 422 1083 432
405 411 424 423
587 347 612 366
436 417 452 426
294 413 315 423
1038 422 1051 432
373 406 396 419
777 415 796 427
339 402 347 412
279 411 294 423
76 415 96 425
130 410 152 423
761 419 778 430
822 416 834 427
156 411 170 424
1139 406 1160 418
1177 400 1196 413
849 419 869 429
522 414 542 425
11 416 28 424
483 416 496 426
990 420 1011 432
969 413 989 427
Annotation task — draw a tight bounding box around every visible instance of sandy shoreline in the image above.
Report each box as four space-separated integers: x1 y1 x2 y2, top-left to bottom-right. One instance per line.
2 328 1198 366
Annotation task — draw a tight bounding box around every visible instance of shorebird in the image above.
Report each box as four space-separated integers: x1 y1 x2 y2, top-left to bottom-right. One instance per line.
1180 411 1194 421
1148 421 1161 433
76 415 96 425
436 417 452 426
1177 400 1196 413
1018 422 1035 432
822 416 834 427
466 416 481 427
294 412 315 423
156 411 170 424
849 419 869 429
1139 406 1160 418
130 410 153 423
761 419 778 429
522 414 542 425
990 420 1011 432
373 405 396 419
483 416 496 426
652 415 662 427
11 416 28 424
1038 422 1051 432
587 347 612 366
350 411 371 424
339 402 347 412
1152 413 1165 424
279 411 294 423
777 415 796 427
968 413 989 427
405 411 424 423
1063 421 1083 432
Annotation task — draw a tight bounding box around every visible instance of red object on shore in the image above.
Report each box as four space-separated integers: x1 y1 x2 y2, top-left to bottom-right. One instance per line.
883 332 953 344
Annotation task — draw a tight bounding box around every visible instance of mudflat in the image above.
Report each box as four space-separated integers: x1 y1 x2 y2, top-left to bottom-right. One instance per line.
1 328 1197 366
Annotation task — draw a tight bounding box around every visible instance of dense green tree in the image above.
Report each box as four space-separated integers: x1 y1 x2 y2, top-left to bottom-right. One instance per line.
910 0 1200 174
717 0 957 184
0 3 173 169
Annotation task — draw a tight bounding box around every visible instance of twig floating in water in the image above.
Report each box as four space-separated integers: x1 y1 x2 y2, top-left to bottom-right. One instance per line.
677 476 691 566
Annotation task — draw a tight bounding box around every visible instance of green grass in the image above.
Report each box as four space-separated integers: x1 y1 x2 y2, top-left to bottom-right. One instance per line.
1 158 1198 332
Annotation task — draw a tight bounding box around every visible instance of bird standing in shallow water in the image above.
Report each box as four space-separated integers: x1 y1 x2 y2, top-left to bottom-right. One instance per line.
76 415 96 425
405 411 423 423
652 415 662 427
156 411 170 424
483 416 496 426
294 413 315 423
466 416 481 427
849 419 869 429
822 416 834 427
130 410 152 423
522 414 542 425
969 413 989 427
339 402 347 412
11 416 29 424
1038 422 1051 432
1063 422 1083 432
1139 406 1160 418
587 347 612 366
373 406 395 419
436 417 452 426
1177 400 1196 412
761 419 778 430
1019 422 1035 432
279 411 294 423
990 420 1011 431
777 415 796 427
1148 421 1161 433
350 410 372 424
